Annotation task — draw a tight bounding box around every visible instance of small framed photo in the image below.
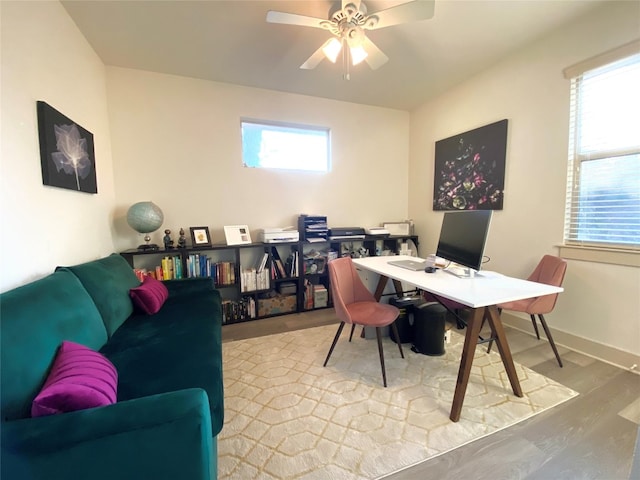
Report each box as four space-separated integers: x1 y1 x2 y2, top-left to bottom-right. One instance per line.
190 226 211 247
383 221 411 236
224 225 252 245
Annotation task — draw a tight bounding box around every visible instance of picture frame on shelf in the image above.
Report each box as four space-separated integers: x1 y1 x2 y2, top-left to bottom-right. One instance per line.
224 225 252 245
190 226 211 247
382 221 411 236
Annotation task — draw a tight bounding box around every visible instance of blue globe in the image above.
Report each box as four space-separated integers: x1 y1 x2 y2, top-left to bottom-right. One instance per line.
126 201 164 234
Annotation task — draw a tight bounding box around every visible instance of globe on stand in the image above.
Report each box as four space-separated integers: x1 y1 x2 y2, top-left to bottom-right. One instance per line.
126 201 164 251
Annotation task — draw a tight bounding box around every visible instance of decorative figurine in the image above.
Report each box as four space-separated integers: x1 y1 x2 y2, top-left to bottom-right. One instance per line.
177 228 187 249
163 229 174 250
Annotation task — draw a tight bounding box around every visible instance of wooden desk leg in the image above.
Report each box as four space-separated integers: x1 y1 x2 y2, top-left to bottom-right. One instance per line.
484 305 523 397
373 275 389 301
392 279 404 297
450 307 484 422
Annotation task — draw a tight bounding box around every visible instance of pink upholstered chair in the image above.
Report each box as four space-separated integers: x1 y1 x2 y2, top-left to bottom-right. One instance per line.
323 257 404 387
493 255 568 367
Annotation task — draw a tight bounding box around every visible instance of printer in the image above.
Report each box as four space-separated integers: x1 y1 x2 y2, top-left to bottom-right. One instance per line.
328 227 366 240
259 227 299 243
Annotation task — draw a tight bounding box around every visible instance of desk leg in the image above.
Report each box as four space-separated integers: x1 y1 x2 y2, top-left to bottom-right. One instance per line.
450 305 523 422
450 307 484 422
373 275 389 301
392 279 404 297
484 305 523 398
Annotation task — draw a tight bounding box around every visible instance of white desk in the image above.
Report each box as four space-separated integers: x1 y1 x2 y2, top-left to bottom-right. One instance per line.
352 255 563 422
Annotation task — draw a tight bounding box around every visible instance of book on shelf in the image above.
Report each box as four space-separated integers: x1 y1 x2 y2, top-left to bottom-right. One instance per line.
133 255 183 282
256 252 269 273
185 254 236 285
270 247 287 278
304 280 314 309
240 265 270 292
221 297 256 324
285 250 299 277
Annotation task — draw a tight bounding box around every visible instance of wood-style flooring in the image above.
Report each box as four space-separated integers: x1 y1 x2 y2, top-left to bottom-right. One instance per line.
222 309 640 480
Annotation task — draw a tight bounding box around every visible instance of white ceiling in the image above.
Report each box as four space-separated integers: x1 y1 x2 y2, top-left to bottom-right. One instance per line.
61 0 606 111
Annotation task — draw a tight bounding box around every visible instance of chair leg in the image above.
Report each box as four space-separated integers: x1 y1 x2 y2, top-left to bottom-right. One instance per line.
323 322 345 367
537 314 563 368
375 327 388 387
530 314 541 339
348 324 356 342
390 321 405 358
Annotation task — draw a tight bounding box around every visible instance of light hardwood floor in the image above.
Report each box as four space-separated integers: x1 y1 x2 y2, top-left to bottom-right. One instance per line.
222 309 640 480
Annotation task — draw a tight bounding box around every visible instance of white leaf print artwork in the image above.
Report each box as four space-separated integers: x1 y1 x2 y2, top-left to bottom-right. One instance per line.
51 124 92 190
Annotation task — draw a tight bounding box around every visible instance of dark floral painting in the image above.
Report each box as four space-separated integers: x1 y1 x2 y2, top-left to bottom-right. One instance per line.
433 119 508 210
37 101 97 194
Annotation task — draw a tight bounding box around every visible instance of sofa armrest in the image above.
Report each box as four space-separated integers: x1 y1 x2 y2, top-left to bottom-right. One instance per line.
2 389 214 480
164 277 217 297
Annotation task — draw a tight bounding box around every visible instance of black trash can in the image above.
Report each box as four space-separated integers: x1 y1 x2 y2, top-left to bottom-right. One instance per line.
389 296 421 344
412 302 448 356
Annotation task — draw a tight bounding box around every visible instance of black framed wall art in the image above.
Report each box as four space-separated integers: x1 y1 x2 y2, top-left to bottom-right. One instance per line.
433 119 508 211
37 101 97 194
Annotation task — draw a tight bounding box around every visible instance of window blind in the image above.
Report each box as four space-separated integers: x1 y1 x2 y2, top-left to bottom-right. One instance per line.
564 51 640 249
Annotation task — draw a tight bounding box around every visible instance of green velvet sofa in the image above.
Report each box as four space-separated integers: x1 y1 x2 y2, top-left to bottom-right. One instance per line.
0 254 224 480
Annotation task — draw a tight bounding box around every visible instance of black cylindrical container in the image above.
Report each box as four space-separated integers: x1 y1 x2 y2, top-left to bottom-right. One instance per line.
412 302 447 356
389 296 421 344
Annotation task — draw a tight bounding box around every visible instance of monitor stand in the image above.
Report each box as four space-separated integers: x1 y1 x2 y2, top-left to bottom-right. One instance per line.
444 266 478 278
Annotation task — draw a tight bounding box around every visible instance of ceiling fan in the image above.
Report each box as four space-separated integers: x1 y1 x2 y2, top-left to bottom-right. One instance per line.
266 0 435 76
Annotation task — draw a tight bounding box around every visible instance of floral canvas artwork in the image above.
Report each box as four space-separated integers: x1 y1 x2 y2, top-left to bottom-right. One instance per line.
433 119 508 210
37 101 97 194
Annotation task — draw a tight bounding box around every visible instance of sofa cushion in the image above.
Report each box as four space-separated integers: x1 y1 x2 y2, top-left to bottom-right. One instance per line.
0 270 108 421
32 341 118 417
100 287 225 435
130 276 169 314
57 254 140 337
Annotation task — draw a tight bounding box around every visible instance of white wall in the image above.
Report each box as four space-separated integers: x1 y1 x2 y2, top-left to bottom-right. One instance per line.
106 67 410 251
0 1 116 292
409 1 640 360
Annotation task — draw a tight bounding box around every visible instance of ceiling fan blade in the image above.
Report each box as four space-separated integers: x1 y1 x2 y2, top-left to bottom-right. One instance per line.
266 10 327 29
362 36 388 70
300 39 335 70
365 0 435 30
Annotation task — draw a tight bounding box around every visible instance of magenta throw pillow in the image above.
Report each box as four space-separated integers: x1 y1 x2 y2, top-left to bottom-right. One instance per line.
129 275 169 314
31 341 118 417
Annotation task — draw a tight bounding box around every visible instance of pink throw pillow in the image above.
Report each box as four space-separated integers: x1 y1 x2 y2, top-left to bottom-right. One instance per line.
129 275 169 314
32 341 118 417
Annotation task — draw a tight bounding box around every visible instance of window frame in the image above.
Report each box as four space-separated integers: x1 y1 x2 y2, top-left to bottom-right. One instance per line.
562 41 640 261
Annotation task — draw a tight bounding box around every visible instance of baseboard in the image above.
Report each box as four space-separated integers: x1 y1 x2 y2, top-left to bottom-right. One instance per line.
501 312 640 375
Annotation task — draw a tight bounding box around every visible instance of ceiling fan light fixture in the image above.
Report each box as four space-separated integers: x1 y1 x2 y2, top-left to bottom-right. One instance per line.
350 45 368 66
322 38 342 63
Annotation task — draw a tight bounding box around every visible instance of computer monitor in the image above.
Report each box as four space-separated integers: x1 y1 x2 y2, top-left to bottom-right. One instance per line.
435 210 493 277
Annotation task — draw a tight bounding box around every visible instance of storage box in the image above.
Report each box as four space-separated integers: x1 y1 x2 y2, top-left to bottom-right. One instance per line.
313 285 328 308
278 282 297 295
258 294 297 317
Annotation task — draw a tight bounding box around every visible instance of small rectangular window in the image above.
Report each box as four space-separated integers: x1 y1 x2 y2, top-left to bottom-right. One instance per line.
241 119 330 172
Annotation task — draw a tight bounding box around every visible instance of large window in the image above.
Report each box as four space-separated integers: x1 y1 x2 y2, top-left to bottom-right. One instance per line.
241 119 330 172
564 44 640 250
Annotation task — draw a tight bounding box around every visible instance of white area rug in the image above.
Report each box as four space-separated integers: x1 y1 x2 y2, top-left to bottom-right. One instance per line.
218 325 578 479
